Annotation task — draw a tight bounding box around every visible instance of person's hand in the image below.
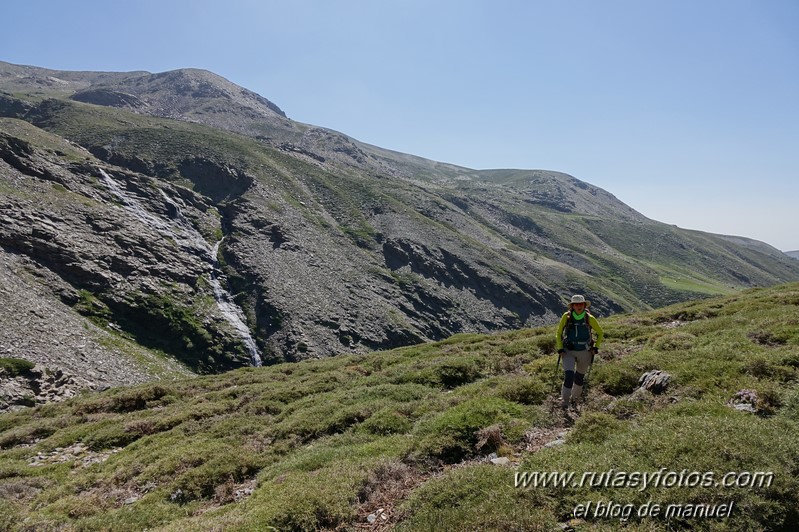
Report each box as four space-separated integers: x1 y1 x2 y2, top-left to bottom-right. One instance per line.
557 349 565 355
590 347 599 355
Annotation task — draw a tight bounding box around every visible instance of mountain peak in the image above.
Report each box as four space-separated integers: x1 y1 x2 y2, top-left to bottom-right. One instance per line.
2 60 798 374
67 66 288 125
0 61 288 129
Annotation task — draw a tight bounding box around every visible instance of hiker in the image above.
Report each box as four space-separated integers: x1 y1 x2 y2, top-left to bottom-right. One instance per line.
555 295 603 409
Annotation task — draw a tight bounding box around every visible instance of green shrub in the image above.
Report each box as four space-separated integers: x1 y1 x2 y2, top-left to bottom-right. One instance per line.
73 289 113 325
566 412 627 445
0 499 20 531
782 389 799 422
650 331 696 351
412 397 527 462
397 465 554 531
523 354 560 380
397 357 484 389
435 359 483 388
274 401 372 440
171 451 263 501
534 334 557 354
592 364 641 396
781 352 799 368
606 390 656 419
0 421 58 449
359 409 412 435
499 334 554 358
0 358 35 377
75 384 170 414
495 375 548 405
82 419 142 450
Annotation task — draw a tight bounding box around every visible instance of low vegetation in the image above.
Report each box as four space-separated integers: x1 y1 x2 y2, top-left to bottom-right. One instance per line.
1 283 798 530
0 358 35 378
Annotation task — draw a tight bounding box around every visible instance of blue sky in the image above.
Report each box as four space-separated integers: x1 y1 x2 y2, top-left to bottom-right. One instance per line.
3 0 798 251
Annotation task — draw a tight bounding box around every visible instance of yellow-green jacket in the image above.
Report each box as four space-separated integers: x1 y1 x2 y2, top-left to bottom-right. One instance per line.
555 311 604 351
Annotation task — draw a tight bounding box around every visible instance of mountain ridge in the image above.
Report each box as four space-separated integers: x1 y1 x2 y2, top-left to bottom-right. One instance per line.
1 60 798 383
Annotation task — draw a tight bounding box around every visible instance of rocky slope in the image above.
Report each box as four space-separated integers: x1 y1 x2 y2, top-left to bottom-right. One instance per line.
0 119 254 375
1 60 798 387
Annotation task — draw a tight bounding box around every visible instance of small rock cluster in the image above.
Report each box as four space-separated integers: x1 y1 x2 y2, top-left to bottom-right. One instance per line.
729 389 759 413
0 364 85 413
27 442 120 468
366 508 388 525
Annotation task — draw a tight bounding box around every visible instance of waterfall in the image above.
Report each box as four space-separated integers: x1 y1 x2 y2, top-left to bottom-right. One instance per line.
98 168 262 366
209 241 262 366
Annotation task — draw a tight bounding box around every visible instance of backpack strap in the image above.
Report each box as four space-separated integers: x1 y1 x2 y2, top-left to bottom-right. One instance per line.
562 311 572 341
585 311 594 346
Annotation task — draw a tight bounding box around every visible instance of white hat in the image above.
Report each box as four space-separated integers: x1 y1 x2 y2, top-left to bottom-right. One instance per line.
568 294 591 308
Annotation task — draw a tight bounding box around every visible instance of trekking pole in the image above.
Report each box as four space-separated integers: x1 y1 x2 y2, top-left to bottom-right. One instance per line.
553 352 562 392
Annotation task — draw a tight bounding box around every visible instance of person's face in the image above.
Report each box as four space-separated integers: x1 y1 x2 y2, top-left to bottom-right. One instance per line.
572 303 586 312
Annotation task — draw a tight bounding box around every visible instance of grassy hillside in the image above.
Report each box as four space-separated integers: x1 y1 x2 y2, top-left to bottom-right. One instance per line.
1 283 798 530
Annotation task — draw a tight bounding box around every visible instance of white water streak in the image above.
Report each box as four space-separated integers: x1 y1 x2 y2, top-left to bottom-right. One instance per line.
99 168 262 366
210 241 261 365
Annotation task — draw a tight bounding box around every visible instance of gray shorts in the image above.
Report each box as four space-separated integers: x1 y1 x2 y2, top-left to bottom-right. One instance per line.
562 349 592 374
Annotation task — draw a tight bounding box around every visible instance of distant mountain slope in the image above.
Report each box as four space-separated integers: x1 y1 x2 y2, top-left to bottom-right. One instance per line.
786 250 799 260
2 60 799 376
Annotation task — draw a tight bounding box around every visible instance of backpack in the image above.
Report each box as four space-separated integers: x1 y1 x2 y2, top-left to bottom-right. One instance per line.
562 311 594 350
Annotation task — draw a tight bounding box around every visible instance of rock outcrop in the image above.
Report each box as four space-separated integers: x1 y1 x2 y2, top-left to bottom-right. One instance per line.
1 364 83 413
0 123 253 375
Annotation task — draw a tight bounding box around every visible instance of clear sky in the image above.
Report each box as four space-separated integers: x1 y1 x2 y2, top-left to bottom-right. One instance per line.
3 0 798 251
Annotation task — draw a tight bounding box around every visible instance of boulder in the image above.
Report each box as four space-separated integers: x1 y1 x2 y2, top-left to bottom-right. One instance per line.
638 370 671 394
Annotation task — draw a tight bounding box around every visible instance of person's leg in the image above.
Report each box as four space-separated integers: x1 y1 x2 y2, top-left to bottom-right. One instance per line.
561 352 576 407
571 350 592 403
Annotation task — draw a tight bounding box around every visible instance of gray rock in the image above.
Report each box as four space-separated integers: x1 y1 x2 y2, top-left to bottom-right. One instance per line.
638 370 671 394
367 508 386 524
